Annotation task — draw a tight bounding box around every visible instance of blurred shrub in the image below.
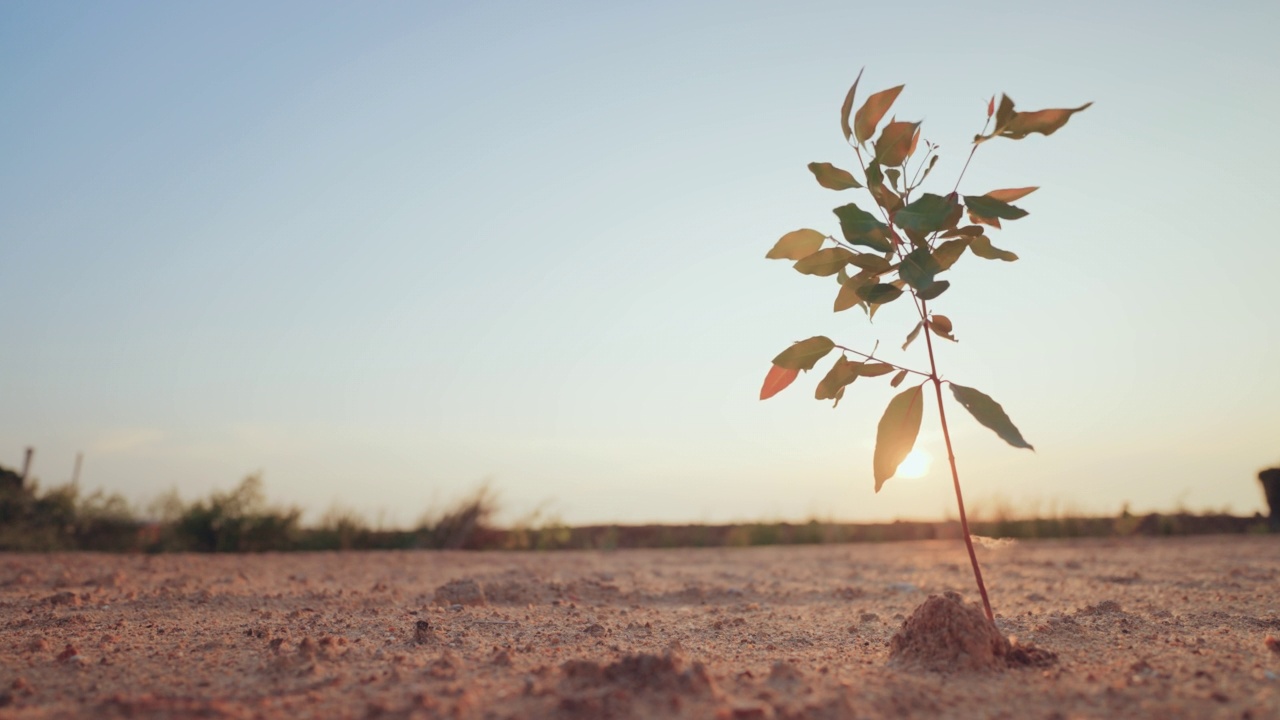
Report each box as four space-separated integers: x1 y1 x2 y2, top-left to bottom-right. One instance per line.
165 475 301 552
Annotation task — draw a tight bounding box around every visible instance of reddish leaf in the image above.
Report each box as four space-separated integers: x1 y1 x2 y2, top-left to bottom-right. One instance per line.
840 68 864 142
984 186 1038 203
874 120 920 167
1001 102 1092 139
854 84 904 144
987 95 995 119
760 365 800 400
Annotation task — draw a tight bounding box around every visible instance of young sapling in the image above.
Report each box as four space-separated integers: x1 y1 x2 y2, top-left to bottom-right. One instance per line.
761 70 1090 621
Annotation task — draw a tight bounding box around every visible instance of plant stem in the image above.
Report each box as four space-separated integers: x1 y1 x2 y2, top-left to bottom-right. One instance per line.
919 298 994 622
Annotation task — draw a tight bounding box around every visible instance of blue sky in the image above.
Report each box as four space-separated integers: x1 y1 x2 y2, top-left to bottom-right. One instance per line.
3 1 1278 526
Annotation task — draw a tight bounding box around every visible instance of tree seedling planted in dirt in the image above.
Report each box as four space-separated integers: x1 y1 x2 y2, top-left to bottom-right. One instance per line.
761 70 1089 621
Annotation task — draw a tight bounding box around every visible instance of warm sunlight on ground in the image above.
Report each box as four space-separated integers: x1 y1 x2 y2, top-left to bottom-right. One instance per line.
896 449 932 480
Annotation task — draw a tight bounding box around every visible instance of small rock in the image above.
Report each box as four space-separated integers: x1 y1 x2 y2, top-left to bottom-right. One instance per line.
413 620 435 644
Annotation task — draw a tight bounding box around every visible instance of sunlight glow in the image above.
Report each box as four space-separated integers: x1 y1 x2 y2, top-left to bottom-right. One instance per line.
895 449 932 480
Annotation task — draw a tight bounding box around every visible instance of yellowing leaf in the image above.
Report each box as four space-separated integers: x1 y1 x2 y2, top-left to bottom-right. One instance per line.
759 365 800 400
815 356 861 400
984 186 1038 203
901 321 923 351
772 336 835 371
793 247 854 276
840 68 864 142
833 272 872 313
766 229 826 260
932 239 969 271
847 253 891 273
874 120 920 167
859 363 896 377
854 84 904 145
874 385 925 491
807 162 863 190
949 384 1034 450
969 234 1018 262
890 369 908 388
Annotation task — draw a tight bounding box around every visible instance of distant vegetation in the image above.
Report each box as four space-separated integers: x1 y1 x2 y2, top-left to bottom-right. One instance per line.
0 464 1271 553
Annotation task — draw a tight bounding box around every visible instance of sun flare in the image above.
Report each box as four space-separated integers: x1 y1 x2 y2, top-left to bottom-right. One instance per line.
895 449 932 479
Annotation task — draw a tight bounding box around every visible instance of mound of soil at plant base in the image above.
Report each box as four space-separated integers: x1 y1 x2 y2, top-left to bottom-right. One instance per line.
889 591 1057 672
3 536 1280 719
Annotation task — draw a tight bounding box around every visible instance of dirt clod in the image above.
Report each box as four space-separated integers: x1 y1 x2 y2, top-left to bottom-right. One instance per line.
889 592 1012 672
434 579 486 607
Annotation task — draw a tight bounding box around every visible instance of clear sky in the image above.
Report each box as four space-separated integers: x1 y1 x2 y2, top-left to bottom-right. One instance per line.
3 1 1278 527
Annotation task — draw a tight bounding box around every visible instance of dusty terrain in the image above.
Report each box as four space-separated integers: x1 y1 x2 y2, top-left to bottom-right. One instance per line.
2 535 1279 719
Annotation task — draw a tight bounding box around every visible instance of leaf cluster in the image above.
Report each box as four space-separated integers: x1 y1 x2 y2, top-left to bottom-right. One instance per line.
760 71 1087 490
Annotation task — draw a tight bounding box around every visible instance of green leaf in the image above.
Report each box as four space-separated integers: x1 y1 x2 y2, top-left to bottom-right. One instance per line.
901 321 923 351
840 68 864 142
867 280 904 319
885 168 901 190
949 384 1034 450
848 253 891 273
874 385 925 491
893 193 956 234
854 84 904 145
874 120 920 167
815 357 861 400
772 336 835 371
766 229 826 260
759 365 800 400
889 369 908 388
793 247 855 276
915 279 950 300
932 239 968 271
833 203 892 253
807 162 863 190
898 247 941 291
857 283 904 304
859 363 896 377
964 195 1029 220
940 225 985 238
969 234 1018 262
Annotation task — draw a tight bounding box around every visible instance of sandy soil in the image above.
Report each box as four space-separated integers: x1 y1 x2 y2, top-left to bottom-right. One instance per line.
2 535 1279 719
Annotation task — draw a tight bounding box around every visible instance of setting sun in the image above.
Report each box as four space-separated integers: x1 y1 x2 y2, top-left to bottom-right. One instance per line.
896 449 932 480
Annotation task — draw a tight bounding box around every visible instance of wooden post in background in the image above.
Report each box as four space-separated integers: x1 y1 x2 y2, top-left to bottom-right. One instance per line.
71 452 84 489
20 446 34 484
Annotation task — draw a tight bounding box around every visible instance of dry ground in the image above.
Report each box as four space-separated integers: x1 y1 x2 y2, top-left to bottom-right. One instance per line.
2 535 1279 719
